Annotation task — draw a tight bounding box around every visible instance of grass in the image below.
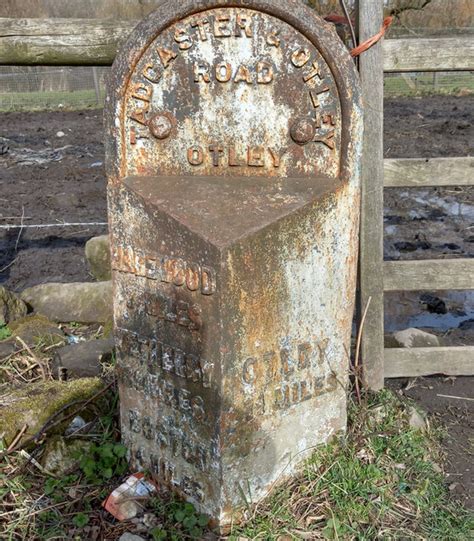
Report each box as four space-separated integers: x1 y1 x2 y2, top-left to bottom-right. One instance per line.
0 89 104 112
230 389 474 540
384 72 474 98
0 73 472 112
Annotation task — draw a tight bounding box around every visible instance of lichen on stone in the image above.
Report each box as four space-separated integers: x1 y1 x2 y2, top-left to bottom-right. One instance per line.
0 378 104 447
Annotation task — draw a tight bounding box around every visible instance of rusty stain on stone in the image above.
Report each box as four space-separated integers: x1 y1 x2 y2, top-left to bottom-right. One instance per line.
105 0 362 531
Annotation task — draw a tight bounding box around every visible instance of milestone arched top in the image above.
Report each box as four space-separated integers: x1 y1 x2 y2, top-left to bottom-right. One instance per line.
105 0 362 182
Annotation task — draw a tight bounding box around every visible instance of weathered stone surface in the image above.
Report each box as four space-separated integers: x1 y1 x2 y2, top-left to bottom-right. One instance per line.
85 235 112 281
118 534 146 541
408 407 427 430
21 281 112 323
0 378 104 446
41 436 92 476
9 314 65 346
106 0 362 529
0 286 27 326
390 328 441 348
51 337 115 379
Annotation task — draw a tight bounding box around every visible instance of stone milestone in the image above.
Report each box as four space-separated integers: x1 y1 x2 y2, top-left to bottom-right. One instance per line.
105 0 362 529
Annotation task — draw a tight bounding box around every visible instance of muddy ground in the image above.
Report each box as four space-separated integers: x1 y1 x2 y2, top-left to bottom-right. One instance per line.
0 95 473 510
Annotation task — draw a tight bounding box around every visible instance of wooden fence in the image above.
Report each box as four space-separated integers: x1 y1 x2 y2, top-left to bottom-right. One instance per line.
0 1 473 389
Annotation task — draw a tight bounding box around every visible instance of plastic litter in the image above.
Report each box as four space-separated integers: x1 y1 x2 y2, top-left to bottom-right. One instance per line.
103 473 157 521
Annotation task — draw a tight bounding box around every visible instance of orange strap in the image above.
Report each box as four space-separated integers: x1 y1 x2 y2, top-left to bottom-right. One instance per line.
350 17 393 57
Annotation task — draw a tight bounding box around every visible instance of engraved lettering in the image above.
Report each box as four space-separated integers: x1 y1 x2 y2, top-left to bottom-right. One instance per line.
191 18 210 41
215 62 232 83
235 13 253 37
194 62 210 83
201 266 216 295
256 61 274 84
157 47 178 68
234 65 252 84
142 63 161 84
303 61 321 83
266 30 281 48
268 148 282 168
185 264 200 291
213 15 232 37
228 146 244 167
291 48 311 68
174 28 193 50
248 146 264 167
188 146 204 165
314 130 335 149
209 144 224 166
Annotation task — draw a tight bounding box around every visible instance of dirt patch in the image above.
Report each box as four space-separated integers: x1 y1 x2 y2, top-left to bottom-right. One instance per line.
0 96 473 511
0 110 106 289
388 377 474 511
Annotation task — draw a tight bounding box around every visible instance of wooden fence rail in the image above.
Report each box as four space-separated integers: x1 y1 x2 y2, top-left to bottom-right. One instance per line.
1 18 474 70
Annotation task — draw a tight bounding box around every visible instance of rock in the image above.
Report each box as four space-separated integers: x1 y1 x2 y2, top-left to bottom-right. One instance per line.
0 286 28 326
0 378 104 447
41 436 91 476
9 314 65 347
0 339 18 359
51 337 115 380
408 407 426 430
56 131 66 138
420 293 447 315
21 282 112 324
389 328 441 348
85 235 111 281
118 534 146 541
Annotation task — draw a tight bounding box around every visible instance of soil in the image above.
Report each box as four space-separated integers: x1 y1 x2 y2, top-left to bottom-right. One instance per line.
0 95 473 512
388 377 474 511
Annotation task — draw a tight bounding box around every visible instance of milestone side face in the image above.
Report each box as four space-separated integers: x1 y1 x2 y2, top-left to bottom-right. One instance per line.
119 6 342 179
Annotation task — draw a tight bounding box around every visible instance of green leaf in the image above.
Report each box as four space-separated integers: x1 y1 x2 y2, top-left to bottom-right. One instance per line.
102 467 113 479
197 514 209 527
113 444 127 458
72 513 89 528
174 509 185 522
150 528 167 541
0 325 12 341
184 503 195 515
182 515 197 529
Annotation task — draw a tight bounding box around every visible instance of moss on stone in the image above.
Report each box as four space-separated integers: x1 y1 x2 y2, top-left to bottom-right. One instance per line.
0 378 104 447
9 313 65 346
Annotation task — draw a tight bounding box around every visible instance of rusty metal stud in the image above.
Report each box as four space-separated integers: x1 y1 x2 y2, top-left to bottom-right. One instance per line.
290 117 316 145
149 113 173 140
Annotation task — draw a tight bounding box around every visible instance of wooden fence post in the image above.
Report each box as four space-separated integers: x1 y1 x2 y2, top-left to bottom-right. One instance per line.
357 0 385 390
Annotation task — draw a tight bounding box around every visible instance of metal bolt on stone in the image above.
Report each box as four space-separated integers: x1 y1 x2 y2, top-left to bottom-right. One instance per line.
105 0 362 531
148 113 173 140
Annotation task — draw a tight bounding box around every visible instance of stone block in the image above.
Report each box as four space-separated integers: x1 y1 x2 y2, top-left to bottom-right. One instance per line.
21 281 112 323
85 235 112 281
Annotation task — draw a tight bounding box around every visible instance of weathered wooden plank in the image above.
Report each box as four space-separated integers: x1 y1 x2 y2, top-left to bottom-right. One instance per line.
384 157 474 187
0 17 134 65
1 18 473 72
385 347 474 377
383 37 474 72
357 0 385 391
384 259 474 291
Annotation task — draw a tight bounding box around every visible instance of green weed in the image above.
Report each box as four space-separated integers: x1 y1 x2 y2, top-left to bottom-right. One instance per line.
149 497 210 540
231 389 474 540
0 325 11 341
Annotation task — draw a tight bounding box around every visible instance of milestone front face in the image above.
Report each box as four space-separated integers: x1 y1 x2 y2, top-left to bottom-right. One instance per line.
106 0 362 529
120 7 343 179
